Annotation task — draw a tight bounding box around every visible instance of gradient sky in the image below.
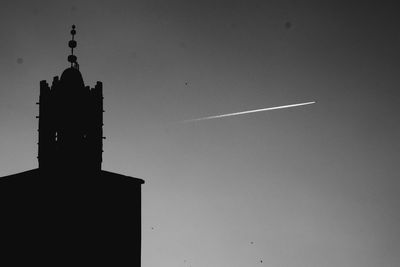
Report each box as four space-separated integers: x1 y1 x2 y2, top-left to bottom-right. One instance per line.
1 1 400 266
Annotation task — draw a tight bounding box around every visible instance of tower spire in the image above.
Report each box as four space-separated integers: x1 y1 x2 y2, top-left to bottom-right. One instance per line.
67 25 79 69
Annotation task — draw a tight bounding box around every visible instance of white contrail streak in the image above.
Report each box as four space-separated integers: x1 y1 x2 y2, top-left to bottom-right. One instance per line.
182 101 316 122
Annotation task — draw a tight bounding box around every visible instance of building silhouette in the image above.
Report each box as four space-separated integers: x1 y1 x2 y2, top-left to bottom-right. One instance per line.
0 25 144 265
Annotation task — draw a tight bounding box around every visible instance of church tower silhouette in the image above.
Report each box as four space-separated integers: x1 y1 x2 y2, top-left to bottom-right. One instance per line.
0 26 144 266
38 25 104 172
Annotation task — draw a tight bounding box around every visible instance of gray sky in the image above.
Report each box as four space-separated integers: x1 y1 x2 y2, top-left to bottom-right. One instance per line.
1 1 400 266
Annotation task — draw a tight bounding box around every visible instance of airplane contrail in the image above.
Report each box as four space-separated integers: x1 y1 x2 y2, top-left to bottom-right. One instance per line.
182 101 316 122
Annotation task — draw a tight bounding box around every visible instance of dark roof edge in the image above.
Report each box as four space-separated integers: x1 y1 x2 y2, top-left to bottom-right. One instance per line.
101 170 145 184
1 169 144 184
0 168 39 179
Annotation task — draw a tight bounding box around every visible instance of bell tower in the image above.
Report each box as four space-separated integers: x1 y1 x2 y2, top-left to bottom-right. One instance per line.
37 25 104 171
1 24 144 266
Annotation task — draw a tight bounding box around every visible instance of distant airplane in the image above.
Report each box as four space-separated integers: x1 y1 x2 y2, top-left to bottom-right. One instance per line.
182 101 316 122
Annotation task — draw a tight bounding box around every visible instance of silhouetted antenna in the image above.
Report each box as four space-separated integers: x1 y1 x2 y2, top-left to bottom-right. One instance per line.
67 25 79 69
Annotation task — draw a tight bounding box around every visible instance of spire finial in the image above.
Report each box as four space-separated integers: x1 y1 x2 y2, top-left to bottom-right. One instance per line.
67 25 79 69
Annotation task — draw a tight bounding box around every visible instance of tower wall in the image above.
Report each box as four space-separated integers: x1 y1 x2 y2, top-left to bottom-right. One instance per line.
88 81 103 170
37 72 104 171
38 80 55 169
